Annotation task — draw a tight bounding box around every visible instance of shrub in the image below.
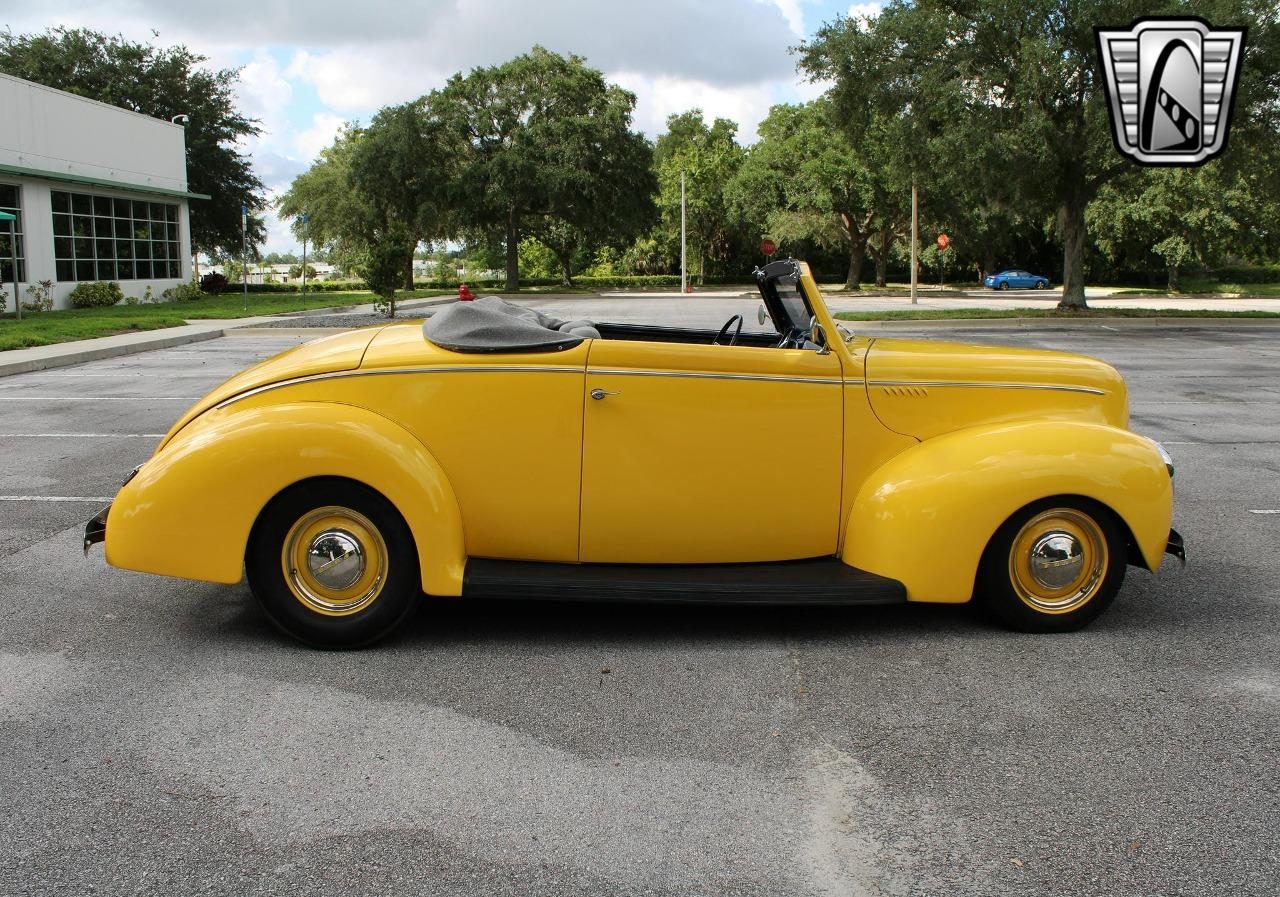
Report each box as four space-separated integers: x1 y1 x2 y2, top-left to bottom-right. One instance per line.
23 280 54 311
200 272 229 294
68 281 124 308
163 281 204 302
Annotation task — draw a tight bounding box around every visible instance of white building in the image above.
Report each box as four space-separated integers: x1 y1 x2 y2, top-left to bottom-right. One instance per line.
0 73 204 309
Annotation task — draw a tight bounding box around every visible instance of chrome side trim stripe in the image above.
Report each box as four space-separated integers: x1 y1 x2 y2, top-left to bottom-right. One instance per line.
215 365 584 408
868 379 1106 396
589 368 845 386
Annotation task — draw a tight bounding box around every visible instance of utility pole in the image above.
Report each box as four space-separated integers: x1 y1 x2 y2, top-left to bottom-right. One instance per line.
910 182 919 305
680 170 687 295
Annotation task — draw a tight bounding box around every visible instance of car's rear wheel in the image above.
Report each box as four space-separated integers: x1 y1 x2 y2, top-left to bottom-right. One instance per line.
246 478 420 648
976 498 1126 632
1037 280 1048 289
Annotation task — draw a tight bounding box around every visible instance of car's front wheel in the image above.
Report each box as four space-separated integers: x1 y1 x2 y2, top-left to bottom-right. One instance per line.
246 478 420 648
976 498 1126 632
998 281 1009 290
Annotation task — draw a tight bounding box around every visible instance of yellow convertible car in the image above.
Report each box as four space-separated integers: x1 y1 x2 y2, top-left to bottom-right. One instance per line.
85 260 1182 647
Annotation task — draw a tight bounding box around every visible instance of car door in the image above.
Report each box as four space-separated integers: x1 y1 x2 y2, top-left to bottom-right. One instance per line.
578 338 845 564
1014 271 1033 288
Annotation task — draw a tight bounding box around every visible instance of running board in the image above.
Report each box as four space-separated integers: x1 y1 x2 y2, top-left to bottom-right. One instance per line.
462 557 907 605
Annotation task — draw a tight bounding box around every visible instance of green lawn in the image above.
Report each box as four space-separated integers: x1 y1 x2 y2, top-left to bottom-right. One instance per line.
0 289 451 352
1109 279 1280 298
835 306 1280 322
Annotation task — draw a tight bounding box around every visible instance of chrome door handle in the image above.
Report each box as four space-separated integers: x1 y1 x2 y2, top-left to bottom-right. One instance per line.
590 388 619 400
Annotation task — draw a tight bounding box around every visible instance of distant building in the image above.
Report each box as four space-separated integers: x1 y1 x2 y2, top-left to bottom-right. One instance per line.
0 73 206 309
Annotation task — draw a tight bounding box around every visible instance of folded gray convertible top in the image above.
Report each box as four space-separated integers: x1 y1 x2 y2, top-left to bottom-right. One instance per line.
422 296 600 353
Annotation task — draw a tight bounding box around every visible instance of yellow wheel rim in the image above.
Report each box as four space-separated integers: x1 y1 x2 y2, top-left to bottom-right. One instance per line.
1008 508 1108 615
281 506 388 617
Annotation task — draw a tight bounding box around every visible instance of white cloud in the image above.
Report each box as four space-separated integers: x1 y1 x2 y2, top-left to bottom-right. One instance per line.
847 2 882 21
769 0 806 36
293 113 347 162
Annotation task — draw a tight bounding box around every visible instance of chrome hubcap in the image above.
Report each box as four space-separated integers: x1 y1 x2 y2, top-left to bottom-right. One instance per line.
281 506 387 616
1027 532 1084 590
306 529 365 591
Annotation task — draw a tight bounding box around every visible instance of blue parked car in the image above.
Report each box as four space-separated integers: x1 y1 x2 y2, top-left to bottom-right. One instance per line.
985 269 1051 290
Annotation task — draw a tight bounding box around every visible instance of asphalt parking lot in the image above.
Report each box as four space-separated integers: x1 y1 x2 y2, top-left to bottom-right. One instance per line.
1 314 1278 896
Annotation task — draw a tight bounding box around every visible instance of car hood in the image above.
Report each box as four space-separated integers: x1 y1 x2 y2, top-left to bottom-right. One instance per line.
865 337 1128 439
157 326 385 448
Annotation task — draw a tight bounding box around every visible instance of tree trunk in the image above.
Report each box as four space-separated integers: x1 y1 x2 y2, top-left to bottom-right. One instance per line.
403 244 415 293
1058 193 1088 309
559 252 573 288
871 227 893 287
505 212 519 293
982 248 996 283
844 240 867 291
1167 263 1180 292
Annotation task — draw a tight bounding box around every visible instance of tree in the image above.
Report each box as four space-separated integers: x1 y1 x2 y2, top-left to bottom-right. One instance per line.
803 0 1280 307
361 222 413 317
436 47 655 291
278 125 373 275
728 101 905 290
651 112 744 284
288 263 318 281
0 27 266 258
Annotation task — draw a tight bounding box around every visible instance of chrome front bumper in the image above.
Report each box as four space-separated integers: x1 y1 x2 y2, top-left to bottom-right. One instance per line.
84 504 110 556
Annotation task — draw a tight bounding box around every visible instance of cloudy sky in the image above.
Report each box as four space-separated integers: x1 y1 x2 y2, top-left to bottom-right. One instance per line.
4 0 881 253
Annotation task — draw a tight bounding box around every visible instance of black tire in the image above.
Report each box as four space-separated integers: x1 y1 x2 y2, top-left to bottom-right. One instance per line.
975 497 1127 633
1037 280 1048 289
998 281 1009 290
246 478 421 648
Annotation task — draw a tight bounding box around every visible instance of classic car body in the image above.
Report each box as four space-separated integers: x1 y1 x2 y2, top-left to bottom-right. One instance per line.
86 259 1181 646
985 269 1051 290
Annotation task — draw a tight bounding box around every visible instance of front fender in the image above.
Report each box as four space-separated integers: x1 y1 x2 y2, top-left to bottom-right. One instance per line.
841 421 1174 603
106 402 466 596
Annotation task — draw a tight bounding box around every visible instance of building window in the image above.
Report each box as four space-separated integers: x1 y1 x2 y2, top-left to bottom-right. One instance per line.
51 190 181 282
0 183 25 283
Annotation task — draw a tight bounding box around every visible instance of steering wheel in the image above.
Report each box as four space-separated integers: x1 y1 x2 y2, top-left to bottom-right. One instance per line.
712 314 743 346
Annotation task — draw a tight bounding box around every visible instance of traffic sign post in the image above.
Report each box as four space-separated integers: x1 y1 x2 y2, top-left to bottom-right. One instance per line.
936 234 950 286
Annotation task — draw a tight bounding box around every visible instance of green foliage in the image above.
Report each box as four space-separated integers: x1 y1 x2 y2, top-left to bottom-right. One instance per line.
163 281 204 302
22 279 54 312
652 111 744 282
68 281 124 308
199 272 229 294
518 238 559 279
361 222 413 316
288 263 317 280
0 27 265 257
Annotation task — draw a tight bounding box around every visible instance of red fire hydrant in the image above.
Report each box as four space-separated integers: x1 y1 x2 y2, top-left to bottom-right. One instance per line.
458 283 476 301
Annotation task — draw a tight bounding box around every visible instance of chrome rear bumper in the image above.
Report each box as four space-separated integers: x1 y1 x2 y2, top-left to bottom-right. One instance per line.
1165 528 1185 568
84 505 110 556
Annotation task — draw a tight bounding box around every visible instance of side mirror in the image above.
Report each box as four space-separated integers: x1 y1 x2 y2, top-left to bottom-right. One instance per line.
757 303 769 326
810 316 831 356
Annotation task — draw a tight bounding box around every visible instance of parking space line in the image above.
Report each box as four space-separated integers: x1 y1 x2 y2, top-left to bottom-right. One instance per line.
0 397 199 401
0 495 113 502
0 433 164 438
1249 509 1280 515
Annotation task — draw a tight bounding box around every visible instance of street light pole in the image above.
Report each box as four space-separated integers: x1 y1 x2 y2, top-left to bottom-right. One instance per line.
910 182 919 305
241 205 248 314
301 212 309 302
680 170 687 295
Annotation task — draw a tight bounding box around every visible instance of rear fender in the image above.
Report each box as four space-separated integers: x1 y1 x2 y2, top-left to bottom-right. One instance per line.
841 420 1174 603
106 402 466 595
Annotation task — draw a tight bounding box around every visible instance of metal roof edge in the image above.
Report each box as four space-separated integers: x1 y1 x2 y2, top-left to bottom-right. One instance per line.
0 162 210 200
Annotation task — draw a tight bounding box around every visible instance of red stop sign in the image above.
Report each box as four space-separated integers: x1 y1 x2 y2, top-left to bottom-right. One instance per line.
937 233 950 251
760 238 776 257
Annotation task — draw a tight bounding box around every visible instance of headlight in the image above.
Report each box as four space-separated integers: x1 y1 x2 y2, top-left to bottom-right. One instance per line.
1150 439 1174 477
